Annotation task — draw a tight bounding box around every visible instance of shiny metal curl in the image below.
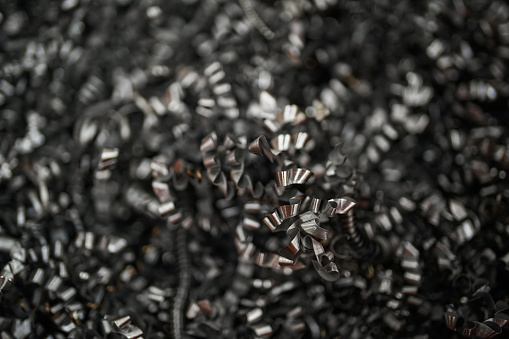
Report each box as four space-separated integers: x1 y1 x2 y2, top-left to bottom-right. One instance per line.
275 168 313 187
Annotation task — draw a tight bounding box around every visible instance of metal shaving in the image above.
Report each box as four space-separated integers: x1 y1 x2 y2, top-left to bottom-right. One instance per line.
1 0 509 338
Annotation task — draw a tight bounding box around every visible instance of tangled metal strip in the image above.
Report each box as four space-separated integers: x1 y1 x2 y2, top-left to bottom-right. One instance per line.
238 0 275 40
262 168 315 233
200 62 240 119
263 194 303 232
260 167 343 280
229 149 266 199
172 227 190 339
444 304 509 338
151 158 192 339
261 164 396 281
0 231 133 337
201 132 234 198
201 133 273 199
235 198 306 271
309 237 340 282
328 197 383 259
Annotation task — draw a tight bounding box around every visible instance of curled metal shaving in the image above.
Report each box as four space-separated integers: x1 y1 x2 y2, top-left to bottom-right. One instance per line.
172 227 190 339
111 315 144 339
238 0 275 40
248 135 275 163
2 1 509 338
269 132 311 152
97 148 119 172
275 168 313 187
151 158 192 339
309 237 340 282
201 133 274 198
444 309 508 339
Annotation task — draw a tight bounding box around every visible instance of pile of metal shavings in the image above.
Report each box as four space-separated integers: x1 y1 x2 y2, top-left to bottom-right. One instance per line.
1 0 509 338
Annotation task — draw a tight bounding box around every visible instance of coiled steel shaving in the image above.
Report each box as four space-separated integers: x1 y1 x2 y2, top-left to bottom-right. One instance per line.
1 0 509 338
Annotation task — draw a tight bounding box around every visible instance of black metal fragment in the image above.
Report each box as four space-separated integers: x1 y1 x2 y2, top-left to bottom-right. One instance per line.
1 0 509 338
